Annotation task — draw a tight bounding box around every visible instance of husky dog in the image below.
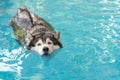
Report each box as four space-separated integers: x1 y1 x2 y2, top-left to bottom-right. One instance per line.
10 7 62 55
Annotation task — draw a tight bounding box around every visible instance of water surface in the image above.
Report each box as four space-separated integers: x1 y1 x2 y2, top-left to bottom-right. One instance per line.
0 0 120 80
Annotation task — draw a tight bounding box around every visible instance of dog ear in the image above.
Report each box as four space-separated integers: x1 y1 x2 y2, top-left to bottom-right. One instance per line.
54 32 60 40
25 31 33 47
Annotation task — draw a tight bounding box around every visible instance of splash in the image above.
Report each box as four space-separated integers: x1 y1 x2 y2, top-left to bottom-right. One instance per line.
0 47 29 79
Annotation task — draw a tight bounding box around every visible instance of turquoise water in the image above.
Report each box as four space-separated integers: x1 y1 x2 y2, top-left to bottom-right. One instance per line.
0 0 120 80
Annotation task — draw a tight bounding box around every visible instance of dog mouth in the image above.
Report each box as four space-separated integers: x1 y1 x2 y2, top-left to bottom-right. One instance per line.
43 52 49 56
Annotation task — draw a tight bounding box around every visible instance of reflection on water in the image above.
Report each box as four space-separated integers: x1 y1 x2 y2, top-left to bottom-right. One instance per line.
0 48 26 79
0 0 120 80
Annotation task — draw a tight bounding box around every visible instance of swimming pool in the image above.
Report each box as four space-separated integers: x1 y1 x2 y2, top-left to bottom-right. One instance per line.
0 0 120 80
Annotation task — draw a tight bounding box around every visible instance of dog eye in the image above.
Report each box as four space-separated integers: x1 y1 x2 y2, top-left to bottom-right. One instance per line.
37 43 41 46
48 42 52 44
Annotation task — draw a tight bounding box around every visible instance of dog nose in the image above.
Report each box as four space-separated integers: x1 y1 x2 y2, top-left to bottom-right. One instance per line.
43 47 49 53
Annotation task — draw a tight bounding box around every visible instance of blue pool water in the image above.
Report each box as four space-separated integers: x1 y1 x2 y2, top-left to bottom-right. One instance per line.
0 0 120 80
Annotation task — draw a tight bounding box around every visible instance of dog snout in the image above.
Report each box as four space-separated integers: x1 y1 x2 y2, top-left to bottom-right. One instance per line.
43 47 49 53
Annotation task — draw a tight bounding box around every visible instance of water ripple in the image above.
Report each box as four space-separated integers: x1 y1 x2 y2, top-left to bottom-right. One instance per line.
0 47 29 79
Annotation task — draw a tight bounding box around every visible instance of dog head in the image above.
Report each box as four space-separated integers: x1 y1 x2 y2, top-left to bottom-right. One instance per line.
27 32 62 55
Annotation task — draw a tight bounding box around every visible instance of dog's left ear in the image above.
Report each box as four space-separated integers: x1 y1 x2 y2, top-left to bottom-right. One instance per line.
25 30 33 47
55 32 60 40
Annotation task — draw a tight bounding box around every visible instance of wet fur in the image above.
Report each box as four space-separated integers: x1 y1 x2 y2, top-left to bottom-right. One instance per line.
10 7 62 55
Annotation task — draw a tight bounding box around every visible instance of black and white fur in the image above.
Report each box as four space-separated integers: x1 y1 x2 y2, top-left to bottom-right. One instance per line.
10 7 62 55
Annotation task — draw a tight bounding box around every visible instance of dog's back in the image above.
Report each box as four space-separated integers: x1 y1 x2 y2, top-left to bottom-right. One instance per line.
10 7 55 45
